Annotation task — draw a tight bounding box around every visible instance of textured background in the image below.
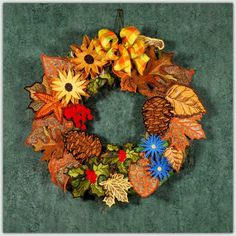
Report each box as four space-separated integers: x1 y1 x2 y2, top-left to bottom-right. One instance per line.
3 3 233 233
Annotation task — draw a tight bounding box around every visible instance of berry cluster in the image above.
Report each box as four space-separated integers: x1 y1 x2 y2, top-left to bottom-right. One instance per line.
63 104 93 130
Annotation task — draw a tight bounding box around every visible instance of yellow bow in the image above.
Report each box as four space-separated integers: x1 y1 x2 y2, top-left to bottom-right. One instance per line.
95 26 150 76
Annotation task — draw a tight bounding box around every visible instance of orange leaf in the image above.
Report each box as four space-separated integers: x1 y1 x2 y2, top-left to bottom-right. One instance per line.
149 51 174 75
34 93 63 122
166 85 206 116
164 147 185 172
129 158 159 198
41 54 75 78
48 152 79 192
163 115 206 152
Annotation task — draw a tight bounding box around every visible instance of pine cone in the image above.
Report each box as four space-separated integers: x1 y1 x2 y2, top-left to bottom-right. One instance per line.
142 96 173 135
63 130 102 160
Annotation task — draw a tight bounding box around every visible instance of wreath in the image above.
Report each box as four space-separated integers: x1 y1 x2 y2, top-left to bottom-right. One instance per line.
25 26 206 207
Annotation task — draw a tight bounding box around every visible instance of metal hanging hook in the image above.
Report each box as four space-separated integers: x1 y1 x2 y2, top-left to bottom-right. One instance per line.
114 8 124 33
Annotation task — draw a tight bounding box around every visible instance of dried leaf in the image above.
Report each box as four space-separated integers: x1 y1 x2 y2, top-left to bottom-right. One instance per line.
120 48 173 97
163 115 206 152
164 147 185 172
41 54 75 78
32 126 64 161
25 115 73 153
129 158 159 198
100 173 131 207
48 152 79 192
25 82 47 104
103 195 115 207
42 75 53 94
34 93 64 122
28 100 45 112
166 85 206 116
120 76 137 93
161 65 195 86
149 51 174 75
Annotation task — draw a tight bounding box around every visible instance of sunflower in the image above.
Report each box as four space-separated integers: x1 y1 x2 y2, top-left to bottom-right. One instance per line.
51 69 89 105
70 35 107 80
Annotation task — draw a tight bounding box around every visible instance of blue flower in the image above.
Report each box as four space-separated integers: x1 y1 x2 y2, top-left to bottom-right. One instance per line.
148 157 172 181
140 135 166 160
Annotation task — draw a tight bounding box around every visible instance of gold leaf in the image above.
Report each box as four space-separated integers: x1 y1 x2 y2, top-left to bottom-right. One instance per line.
164 147 185 172
103 196 115 207
100 173 131 206
166 85 206 116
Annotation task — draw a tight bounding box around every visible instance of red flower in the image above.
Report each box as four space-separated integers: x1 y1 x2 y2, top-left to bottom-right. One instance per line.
85 169 97 184
118 150 127 162
63 104 93 130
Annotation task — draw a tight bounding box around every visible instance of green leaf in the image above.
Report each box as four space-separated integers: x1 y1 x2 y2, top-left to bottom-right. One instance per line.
126 149 140 162
71 178 80 188
97 175 107 184
87 78 106 94
68 167 84 178
117 162 128 175
99 70 115 86
124 143 134 150
93 163 110 177
107 144 119 152
90 184 105 197
134 146 144 152
72 179 90 198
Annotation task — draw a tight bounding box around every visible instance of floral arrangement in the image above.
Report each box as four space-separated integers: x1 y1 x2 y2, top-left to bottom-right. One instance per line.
25 26 206 207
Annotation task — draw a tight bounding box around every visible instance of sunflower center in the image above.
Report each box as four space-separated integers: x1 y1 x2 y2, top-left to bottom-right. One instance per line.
151 144 156 149
157 166 162 172
65 83 73 92
84 54 94 64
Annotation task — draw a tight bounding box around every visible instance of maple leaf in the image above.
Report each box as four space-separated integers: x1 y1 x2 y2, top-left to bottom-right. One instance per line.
166 85 206 116
164 147 185 172
149 49 195 86
34 93 64 122
128 158 159 198
161 65 195 86
33 126 65 161
48 152 79 192
119 47 174 97
163 115 206 152
25 115 74 160
100 173 131 207
41 54 75 78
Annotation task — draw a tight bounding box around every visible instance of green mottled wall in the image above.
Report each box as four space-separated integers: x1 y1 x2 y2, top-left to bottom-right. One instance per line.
3 3 233 233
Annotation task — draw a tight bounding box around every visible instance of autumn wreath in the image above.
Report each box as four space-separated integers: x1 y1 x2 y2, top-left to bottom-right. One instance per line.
25 26 206 207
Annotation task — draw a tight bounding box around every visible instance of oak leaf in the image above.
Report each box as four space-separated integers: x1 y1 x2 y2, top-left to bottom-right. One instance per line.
166 85 206 116
163 115 206 152
164 147 185 172
100 173 131 207
128 158 159 198
34 93 64 122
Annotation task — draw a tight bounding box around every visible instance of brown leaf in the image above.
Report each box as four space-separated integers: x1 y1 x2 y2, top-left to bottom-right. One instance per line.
25 82 46 100
48 152 79 192
119 47 174 97
163 115 206 152
25 115 73 157
149 51 174 75
120 76 137 93
164 147 185 172
41 54 75 78
128 158 159 198
166 85 206 116
161 65 195 86
31 126 64 161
